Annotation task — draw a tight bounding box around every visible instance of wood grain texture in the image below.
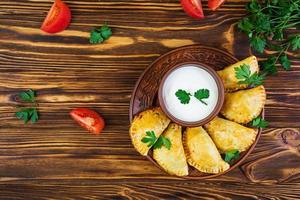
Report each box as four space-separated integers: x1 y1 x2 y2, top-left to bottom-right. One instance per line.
0 0 299 199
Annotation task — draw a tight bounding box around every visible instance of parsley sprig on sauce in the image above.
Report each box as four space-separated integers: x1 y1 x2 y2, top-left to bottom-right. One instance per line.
175 89 192 104
175 88 210 105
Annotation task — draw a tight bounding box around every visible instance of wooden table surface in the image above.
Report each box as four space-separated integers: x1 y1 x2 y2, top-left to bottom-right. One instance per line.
0 0 299 199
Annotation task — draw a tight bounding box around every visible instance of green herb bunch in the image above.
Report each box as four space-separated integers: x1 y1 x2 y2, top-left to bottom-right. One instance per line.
238 0 300 75
90 25 112 44
15 89 39 124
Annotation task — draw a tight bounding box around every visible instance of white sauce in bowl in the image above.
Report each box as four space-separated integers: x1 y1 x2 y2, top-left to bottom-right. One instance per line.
162 65 219 122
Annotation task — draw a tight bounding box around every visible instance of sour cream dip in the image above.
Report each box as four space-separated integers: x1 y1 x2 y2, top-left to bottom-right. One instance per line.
159 63 224 126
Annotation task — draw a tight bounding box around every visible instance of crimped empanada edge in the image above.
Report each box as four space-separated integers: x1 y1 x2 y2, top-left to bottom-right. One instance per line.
187 158 229 174
182 130 230 174
153 151 189 176
221 86 267 124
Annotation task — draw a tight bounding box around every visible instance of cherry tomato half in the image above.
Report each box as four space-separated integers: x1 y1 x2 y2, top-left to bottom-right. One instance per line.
70 108 105 135
180 0 204 19
41 0 71 34
208 0 226 11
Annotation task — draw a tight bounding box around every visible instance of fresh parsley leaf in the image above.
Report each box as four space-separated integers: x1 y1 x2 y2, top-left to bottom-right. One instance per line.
238 17 254 35
16 108 39 124
175 89 191 104
235 64 251 80
246 0 261 13
251 116 268 128
238 0 300 73
141 131 172 150
224 150 240 163
194 89 210 105
290 35 300 51
141 131 157 147
235 64 264 87
90 30 104 44
98 25 112 40
250 36 266 53
260 56 278 75
153 136 171 150
19 89 35 103
279 54 291 70
90 25 112 44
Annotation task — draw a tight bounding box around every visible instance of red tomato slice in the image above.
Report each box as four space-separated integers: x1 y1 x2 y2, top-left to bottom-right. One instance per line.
180 0 204 19
208 0 226 11
41 0 71 34
70 108 105 135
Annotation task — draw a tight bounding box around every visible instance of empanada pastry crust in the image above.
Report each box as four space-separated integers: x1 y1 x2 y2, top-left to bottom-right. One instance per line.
221 86 266 124
217 56 259 91
184 127 229 174
153 123 189 176
204 117 258 153
130 107 170 156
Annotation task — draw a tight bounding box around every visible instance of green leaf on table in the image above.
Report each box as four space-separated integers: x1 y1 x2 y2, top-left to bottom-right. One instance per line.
90 25 112 44
224 150 240 163
238 17 254 34
279 54 291 70
289 35 300 51
250 36 266 53
98 25 112 40
260 56 278 75
16 108 39 124
194 89 210 105
90 30 104 44
19 89 35 103
246 0 261 13
175 89 191 104
251 116 268 128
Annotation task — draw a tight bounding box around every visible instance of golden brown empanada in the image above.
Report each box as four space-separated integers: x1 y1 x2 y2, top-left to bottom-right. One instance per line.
217 56 259 91
130 107 170 156
221 85 266 124
184 127 229 174
153 123 189 176
204 117 258 153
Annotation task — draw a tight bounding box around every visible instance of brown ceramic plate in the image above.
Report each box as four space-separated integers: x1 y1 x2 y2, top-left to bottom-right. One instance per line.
129 45 263 179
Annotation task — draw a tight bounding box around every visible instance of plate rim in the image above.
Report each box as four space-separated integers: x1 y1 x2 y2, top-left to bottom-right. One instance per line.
129 44 263 179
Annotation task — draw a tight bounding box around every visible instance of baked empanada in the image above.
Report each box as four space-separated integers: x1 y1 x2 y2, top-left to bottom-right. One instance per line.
153 123 189 176
130 107 170 156
184 127 229 174
221 85 266 124
217 56 259 91
204 117 258 153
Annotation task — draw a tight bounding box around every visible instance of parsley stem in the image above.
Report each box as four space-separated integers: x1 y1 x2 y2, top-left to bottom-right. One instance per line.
274 43 291 64
200 100 207 105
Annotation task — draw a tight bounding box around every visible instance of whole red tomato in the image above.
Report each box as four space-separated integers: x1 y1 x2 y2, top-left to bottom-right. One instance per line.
70 108 105 135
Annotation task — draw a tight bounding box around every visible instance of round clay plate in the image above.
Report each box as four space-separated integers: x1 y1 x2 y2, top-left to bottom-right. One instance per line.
129 45 263 179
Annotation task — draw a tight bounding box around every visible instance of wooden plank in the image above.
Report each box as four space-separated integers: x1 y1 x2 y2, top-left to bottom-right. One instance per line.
1 182 300 199
0 128 299 183
0 0 299 198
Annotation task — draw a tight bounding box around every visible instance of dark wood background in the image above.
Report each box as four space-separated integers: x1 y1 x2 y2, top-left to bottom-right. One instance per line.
0 0 299 199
